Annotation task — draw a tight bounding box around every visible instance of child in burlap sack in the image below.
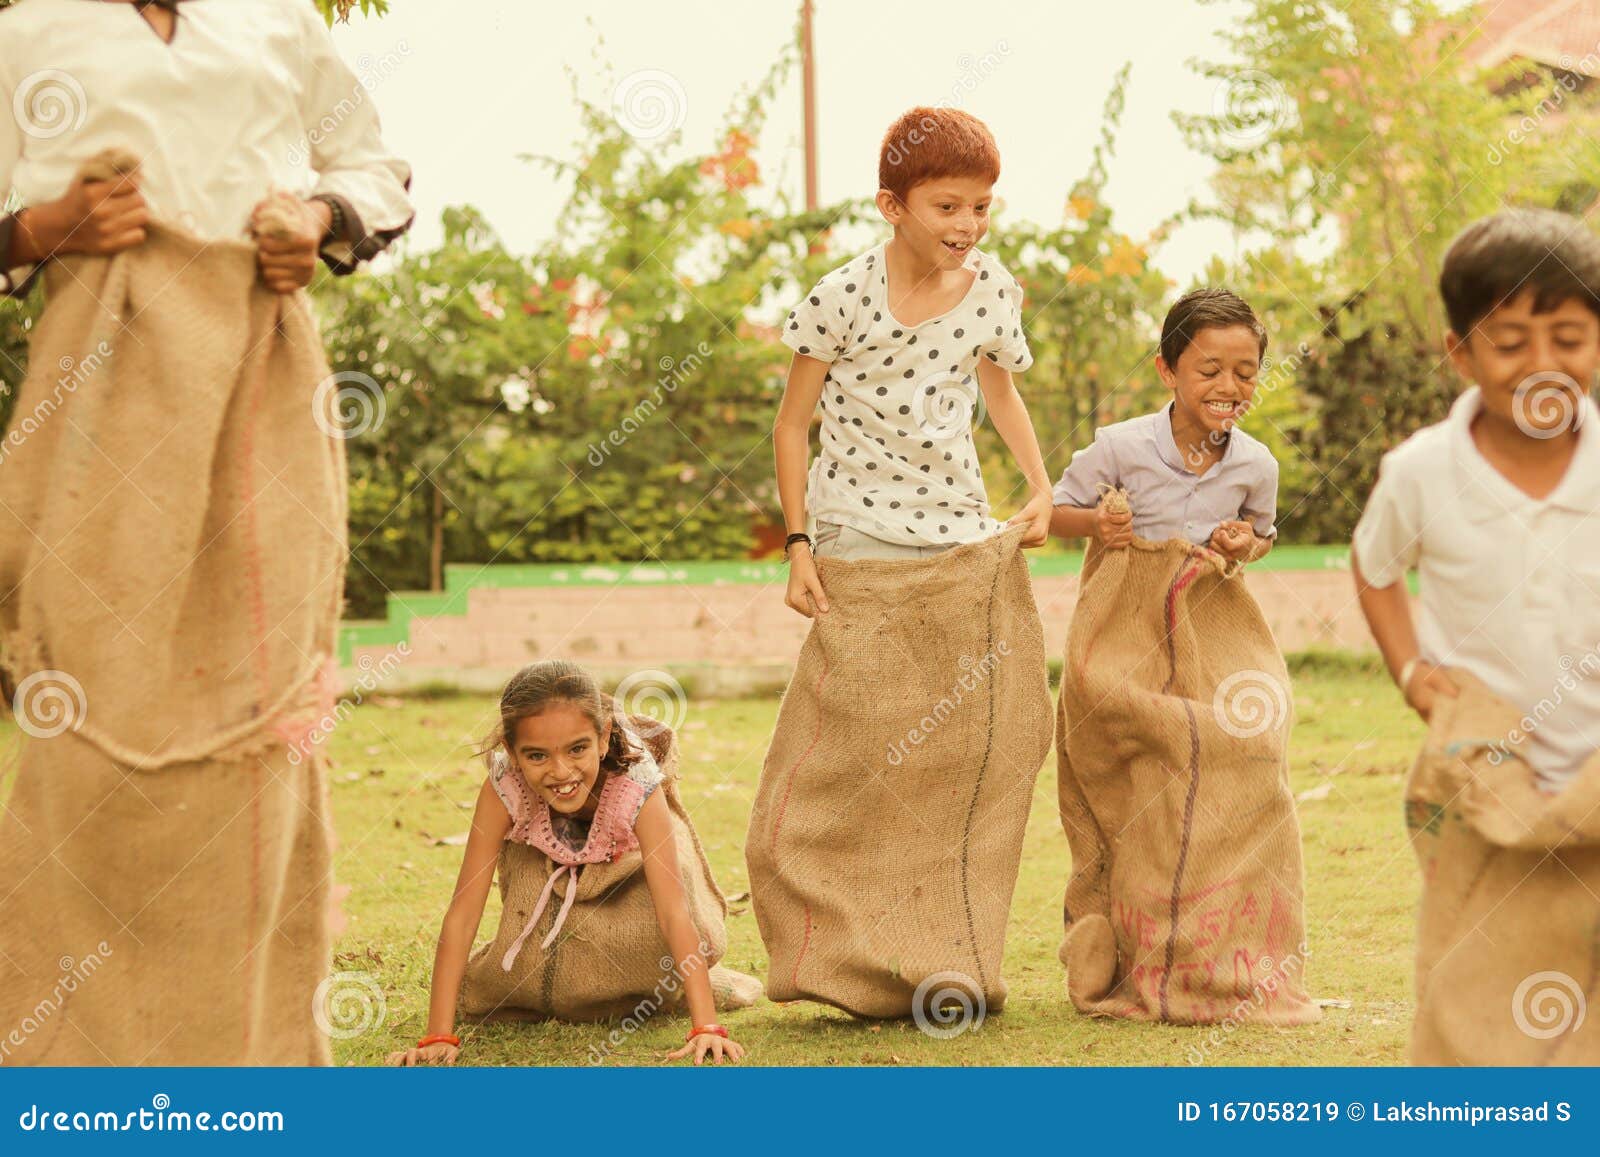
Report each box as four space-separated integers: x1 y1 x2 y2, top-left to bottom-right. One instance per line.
1354 209 1600 1063
389 662 760 1067
1048 288 1319 1026
0 0 411 1065
753 108 1057 1020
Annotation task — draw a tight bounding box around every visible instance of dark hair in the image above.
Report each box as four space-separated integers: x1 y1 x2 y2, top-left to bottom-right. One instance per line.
482 660 640 774
878 106 1001 202
1439 209 1600 337
1159 287 1268 369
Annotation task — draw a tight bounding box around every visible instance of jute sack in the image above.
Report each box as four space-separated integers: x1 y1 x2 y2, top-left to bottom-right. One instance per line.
1406 670 1600 1064
1056 497 1318 1025
459 718 758 1022
746 525 1053 1019
0 210 347 1064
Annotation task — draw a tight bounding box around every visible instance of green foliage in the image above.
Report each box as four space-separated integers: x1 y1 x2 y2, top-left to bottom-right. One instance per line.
0 0 386 16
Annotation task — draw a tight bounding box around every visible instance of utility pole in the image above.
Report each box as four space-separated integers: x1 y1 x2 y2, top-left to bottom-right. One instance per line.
801 0 818 212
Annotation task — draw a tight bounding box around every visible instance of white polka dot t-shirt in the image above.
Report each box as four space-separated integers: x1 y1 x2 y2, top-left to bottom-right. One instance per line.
783 242 1033 547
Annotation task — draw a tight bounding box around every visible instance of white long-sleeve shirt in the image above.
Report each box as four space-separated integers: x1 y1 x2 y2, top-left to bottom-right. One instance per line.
0 0 414 294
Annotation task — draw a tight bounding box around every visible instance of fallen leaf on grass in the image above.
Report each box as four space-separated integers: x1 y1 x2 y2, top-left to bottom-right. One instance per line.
371 695 405 709
431 834 469 847
364 745 384 756
1296 783 1333 802
1315 998 1353 1009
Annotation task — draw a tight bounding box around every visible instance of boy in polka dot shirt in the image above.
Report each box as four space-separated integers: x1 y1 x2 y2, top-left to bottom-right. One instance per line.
773 107 1053 616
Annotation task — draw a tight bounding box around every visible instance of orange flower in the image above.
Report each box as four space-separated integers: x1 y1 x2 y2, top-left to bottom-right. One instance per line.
1067 194 1097 221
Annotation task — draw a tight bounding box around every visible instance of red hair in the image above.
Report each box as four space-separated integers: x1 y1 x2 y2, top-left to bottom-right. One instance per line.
877 107 1001 201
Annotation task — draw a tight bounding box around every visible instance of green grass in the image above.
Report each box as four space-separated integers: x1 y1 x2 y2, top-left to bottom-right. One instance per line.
322 666 1426 1067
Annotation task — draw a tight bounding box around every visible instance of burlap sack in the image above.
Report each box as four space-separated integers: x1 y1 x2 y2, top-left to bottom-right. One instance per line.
0 219 347 1064
746 525 1053 1019
459 718 753 1023
1056 510 1319 1025
1406 670 1600 1065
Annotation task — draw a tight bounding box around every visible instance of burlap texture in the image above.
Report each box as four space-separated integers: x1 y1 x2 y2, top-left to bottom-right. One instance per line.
746 526 1053 1019
1406 670 1600 1065
1056 517 1318 1025
0 219 347 1064
458 719 750 1023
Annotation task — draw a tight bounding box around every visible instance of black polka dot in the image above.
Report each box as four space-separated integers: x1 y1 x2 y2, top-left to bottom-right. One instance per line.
979 270 990 280
914 511 925 519
799 346 810 354
789 321 799 330
929 350 939 359
898 405 910 415
917 486 929 495
885 356 894 366
954 328 964 338
846 446 856 455
904 370 914 379
892 329 904 338
977 307 987 317
864 498 874 506
907 335 918 346
845 283 857 293
890 501 900 509
939 525 948 533
857 372 867 381
835 395 844 404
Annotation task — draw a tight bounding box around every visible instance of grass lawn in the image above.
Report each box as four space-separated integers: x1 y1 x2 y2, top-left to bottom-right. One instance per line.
322 653 1426 1067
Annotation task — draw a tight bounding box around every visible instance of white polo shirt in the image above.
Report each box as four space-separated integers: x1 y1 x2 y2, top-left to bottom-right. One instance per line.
1353 386 1600 791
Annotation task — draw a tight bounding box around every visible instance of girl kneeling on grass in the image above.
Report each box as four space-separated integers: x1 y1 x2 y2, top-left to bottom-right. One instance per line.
388 661 753 1066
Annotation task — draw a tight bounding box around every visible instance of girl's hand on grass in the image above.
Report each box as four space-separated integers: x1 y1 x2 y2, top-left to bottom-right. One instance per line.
1093 502 1133 549
386 1042 459 1066
785 546 829 617
1404 661 1458 723
1209 520 1255 561
1007 490 1053 548
667 1033 745 1066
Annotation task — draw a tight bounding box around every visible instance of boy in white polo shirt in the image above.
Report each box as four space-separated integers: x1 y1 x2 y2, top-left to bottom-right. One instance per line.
772 106 1053 615
1354 209 1600 794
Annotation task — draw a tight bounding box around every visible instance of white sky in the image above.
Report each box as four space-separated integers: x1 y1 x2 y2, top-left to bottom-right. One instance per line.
329 0 1261 285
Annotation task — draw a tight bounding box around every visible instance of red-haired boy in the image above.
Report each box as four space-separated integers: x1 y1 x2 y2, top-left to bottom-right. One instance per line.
773 107 1052 613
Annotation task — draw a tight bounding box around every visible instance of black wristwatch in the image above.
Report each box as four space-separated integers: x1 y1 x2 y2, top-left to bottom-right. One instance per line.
784 532 813 561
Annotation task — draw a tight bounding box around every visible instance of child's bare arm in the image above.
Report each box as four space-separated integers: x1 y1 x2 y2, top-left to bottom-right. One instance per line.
977 359 1051 546
774 354 830 617
1353 546 1456 721
388 778 509 1066
636 794 745 1065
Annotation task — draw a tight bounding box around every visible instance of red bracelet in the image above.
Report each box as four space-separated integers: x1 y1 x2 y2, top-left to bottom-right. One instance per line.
687 1024 729 1042
417 1033 460 1049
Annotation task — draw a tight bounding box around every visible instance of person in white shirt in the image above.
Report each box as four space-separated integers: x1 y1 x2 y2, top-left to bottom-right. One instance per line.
772 106 1053 616
0 0 413 295
1354 208 1600 794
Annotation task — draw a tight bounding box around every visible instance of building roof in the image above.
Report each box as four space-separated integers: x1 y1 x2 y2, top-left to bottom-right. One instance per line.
1461 0 1600 77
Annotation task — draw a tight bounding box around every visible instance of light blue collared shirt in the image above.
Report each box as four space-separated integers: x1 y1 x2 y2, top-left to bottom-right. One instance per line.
1051 404 1279 544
